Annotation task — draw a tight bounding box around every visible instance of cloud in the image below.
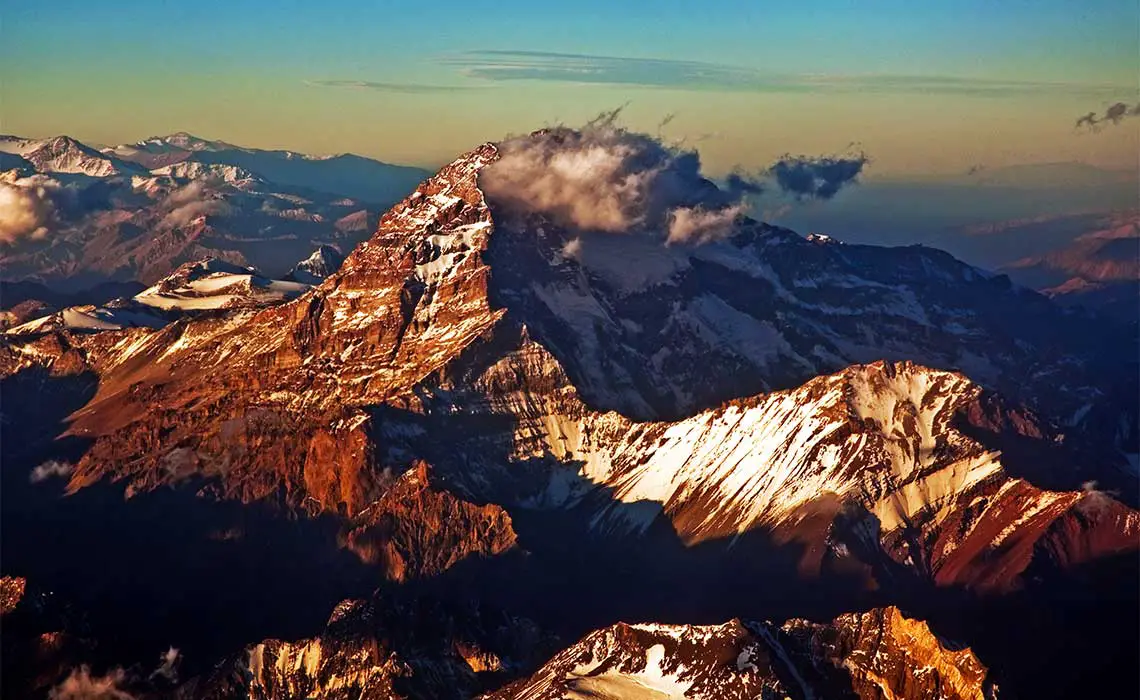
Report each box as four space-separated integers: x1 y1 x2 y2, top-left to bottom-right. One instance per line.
667 203 747 244
305 80 483 93
49 666 134 700
481 109 754 245
159 181 231 228
765 153 869 200
443 50 1126 98
0 174 74 244
1075 101 1140 130
30 460 74 483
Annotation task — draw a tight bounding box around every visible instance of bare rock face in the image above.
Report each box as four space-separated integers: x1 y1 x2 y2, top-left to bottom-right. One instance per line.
344 462 519 582
485 605 997 700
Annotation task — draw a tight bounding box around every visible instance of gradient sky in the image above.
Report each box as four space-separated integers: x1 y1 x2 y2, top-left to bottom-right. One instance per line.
2 0 1137 175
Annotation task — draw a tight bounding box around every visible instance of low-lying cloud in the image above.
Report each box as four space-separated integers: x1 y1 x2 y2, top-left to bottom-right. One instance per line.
30 460 74 483
0 173 119 244
0 177 60 243
766 153 869 200
1075 101 1140 130
481 111 759 245
159 181 231 228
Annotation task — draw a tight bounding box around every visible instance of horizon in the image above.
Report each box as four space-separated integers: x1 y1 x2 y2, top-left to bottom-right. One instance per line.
4 1 1138 176
5 127 1139 183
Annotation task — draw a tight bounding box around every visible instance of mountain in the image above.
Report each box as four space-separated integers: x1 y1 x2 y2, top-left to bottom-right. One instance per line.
487 606 997 700
0 134 424 292
0 148 384 290
109 132 431 202
0 135 143 177
286 244 346 284
999 212 1139 323
5 257 315 336
2 135 1136 698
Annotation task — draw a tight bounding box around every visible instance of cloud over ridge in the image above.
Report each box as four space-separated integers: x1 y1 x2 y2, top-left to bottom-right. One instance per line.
481 111 757 245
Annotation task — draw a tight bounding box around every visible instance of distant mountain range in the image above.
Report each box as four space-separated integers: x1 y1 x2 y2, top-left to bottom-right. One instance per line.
105 132 430 202
0 133 429 290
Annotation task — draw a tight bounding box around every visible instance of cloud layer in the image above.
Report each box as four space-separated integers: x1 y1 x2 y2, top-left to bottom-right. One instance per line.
481 111 754 245
444 50 1126 98
304 80 483 94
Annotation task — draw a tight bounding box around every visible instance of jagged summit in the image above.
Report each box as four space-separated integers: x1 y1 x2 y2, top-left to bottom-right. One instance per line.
285 244 346 284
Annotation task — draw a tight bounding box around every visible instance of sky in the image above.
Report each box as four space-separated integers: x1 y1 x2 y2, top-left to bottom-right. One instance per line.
2 0 1138 176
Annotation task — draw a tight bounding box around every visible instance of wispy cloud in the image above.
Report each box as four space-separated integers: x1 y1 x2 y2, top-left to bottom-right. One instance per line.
305 79 484 94
440 50 1127 98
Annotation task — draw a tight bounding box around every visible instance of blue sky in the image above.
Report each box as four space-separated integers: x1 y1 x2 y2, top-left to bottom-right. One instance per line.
2 0 1137 173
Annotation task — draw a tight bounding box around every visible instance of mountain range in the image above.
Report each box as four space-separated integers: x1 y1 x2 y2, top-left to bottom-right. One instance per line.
0 133 428 293
1 132 1136 699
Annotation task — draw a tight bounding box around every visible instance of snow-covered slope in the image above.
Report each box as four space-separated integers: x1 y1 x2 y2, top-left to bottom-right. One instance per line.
107 132 430 203
5 304 166 336
6 258 313 336
133 258 310 311
0 135 141 177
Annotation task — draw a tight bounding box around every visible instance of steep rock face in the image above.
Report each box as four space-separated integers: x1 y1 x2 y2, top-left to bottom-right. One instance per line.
344 462 519 582
484 606 997 700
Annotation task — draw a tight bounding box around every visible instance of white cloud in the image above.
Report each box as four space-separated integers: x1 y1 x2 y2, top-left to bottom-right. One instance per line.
0 178 58 244
30 460 74 483
159 181 231 228
481 112 753 246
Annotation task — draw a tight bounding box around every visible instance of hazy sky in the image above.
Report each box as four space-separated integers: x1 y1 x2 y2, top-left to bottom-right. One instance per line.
3 0 1137 175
